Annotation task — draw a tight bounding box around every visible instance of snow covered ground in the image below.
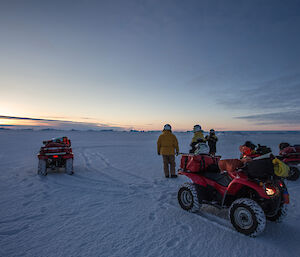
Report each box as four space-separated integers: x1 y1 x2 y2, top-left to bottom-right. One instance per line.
0 130 300 257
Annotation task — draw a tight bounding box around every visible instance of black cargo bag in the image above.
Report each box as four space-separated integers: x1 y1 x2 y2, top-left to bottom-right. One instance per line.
244 158 274 179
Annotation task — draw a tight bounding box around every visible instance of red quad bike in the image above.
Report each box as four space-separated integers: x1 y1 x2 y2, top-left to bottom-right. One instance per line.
177 154 289 237
37 137 74 176
240 143 300 181
239 144 271 160
277 143 300 181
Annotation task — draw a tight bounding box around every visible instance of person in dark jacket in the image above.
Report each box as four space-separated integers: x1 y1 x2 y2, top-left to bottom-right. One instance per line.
205 129 218 156
157 124 179 178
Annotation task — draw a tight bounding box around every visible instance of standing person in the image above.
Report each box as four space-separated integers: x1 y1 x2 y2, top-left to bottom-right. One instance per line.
205 129 218 156
189 125 205 153
157 124 179 178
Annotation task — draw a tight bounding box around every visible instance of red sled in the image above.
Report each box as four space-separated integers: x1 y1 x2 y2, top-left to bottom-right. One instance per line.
239 145 261 159
37 137 74 176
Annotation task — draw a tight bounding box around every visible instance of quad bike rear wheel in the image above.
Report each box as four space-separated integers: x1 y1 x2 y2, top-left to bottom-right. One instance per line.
266 204 288 223
38 159 47 176
229 198 266 237
65 158 74 175
178 183 201 212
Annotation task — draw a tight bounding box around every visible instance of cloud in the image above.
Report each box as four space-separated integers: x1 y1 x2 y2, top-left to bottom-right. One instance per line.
212 72 300 127
0 116 125 131
220 72 300 109
235 110 300 125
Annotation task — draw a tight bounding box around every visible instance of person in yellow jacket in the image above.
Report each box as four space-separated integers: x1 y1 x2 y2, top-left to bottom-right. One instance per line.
157 124 179 178
190 124 205 153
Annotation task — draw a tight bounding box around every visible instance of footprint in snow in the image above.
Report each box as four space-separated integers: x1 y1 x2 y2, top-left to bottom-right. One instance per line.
40 207 47 213
118 200 131 205
180 224 192 232
27 182 34 187
88 202 103 208
42 192 49 200
149 212 157 221
139 183 153 190
157 194 166 202
24 193 35 198
166 237 180 248
26 214 45 221
22 201 31 207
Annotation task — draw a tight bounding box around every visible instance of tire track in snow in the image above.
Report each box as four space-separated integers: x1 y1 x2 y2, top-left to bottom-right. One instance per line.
91 149 149 182
79 148 131 185
72 149 149 199
0 213 45 236
33 147 141 196
134 178 236 236
0 214 44 225
132 179 237 252
161 197 235 234
77 145 149 181
44 175 131 195
0 225 29 236
37 144 236 237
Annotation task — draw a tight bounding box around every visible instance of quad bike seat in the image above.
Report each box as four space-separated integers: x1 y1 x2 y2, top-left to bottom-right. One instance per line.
218 159 244 178
203 171 232 187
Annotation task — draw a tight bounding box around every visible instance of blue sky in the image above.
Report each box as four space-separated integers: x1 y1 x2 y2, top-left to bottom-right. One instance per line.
1 0 300 131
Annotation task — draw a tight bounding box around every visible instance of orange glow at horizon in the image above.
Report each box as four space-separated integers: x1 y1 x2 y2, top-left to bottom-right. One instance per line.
0 118 46 127
1 115 299 131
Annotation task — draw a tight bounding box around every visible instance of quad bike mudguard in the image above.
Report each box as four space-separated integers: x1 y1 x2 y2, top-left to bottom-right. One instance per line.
179 171 208 187
226 176 270 199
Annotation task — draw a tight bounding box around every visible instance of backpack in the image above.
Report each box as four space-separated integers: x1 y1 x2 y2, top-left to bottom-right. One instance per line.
194 143 209 155
243 158 274 179
272 158 289 178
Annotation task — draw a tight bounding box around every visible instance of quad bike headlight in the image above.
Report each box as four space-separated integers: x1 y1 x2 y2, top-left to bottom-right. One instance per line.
264 184 278 197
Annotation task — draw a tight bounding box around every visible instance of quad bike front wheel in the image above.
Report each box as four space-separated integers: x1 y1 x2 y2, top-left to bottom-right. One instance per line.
229 198 266 237
65 158 74 175
266 204 288 223
287 166 299 181
178 183 201 213
38 159 47 176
